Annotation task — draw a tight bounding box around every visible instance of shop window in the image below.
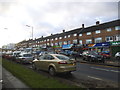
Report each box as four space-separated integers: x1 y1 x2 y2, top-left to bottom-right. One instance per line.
95 37 102 43
86 32 91 35
95 30 101 34
106 28 112 32
115 26 120 30
55 43 58 45
86 39 92 44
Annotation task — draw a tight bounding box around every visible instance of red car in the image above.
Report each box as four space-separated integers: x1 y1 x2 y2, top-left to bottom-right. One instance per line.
99 52 110 59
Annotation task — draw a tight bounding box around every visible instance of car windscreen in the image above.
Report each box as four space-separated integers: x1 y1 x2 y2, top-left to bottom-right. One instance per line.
55 55 70 60
23 54 32 57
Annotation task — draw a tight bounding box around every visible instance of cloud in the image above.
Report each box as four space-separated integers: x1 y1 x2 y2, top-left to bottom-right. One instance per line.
0 0 119 47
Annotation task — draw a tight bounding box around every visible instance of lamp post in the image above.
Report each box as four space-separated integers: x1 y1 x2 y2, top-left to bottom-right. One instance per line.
26 25 33 53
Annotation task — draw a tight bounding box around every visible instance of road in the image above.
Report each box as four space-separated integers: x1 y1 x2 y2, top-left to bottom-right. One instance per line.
75 63 119 83
2 58 120 88
25 61 119 88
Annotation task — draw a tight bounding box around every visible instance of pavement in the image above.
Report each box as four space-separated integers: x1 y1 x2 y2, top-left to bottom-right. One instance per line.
2 67 30 89
76 57 120 67
0 64 2 90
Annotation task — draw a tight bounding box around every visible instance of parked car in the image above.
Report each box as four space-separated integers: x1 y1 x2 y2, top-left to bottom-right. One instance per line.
98 52 110 59
115 52 120 60
59 50 73 56
17 53 34 64
82 51 104 63
32 54 76 76
12 51 21 61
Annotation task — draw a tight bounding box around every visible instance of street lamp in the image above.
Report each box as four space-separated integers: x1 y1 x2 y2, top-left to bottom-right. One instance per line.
26 25 33 53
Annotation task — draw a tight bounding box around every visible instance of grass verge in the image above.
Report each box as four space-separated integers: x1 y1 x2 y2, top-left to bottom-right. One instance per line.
2 58 81 88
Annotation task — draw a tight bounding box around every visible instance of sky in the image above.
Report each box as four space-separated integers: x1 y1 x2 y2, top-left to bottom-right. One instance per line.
0 0 119 48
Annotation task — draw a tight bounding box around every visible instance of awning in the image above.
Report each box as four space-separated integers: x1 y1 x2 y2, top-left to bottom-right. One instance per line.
88 42 110 47
62 44 73 49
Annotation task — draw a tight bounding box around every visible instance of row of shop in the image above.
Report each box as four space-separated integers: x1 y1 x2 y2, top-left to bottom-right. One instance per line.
41 41 120 57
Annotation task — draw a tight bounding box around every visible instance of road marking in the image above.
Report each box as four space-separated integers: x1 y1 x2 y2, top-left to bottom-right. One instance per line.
80 62 118 68
91 67 120 73
88 76 102 80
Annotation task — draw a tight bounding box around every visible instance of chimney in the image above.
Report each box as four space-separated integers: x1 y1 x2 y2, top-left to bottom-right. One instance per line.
82 24 84 28
63 29 65 33
96 21 100 25
41 36 43 38
51 34 53 35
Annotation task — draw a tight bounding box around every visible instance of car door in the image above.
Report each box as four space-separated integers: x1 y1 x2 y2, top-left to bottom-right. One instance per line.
43 55 55 71
37 55 48 70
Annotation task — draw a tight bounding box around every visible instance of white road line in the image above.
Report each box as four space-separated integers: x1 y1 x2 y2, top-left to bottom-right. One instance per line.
91 67 120 73
88 76 102 80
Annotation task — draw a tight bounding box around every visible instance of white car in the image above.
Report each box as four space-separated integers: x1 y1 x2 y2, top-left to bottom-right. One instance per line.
17 53 34 64
115 52 120 60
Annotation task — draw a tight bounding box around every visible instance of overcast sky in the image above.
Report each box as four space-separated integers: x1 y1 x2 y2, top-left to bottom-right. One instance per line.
0 0 119 48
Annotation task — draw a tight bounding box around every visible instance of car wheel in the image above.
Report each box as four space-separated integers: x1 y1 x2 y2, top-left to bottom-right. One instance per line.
49 67 56 76
32 63 37 70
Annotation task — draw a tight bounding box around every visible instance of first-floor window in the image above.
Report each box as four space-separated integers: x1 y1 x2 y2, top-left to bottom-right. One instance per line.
115 26 120 30
114 35 120 41
95 37 102 43
79 40 82 45
51 43 53 46
59 42 62 46
86 39 92 44
64 41 67 45
106 36 113 42
68 40 71 44
73 39 77 44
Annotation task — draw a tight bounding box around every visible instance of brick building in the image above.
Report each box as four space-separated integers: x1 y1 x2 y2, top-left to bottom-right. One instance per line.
16 19 120 55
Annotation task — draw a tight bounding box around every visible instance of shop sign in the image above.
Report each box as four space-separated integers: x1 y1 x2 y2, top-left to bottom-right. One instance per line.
53 45 60 48
88 42 110 47
88 44 95 47
111 41 120 46
62 44 73 49
95 42 110 47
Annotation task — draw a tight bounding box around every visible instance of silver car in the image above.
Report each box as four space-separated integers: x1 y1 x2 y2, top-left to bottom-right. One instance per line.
17 53 34 64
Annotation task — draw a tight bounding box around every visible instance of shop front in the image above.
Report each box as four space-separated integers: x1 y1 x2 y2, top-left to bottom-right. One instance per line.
110 41 120 57
88 42 110 54
53 45 62 53
62 44 73 50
